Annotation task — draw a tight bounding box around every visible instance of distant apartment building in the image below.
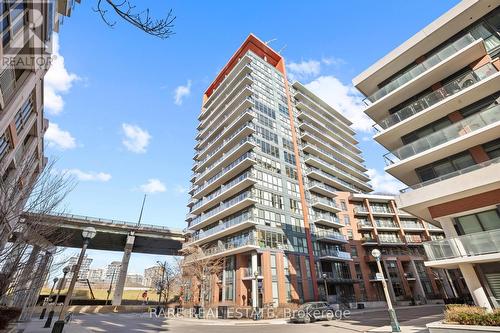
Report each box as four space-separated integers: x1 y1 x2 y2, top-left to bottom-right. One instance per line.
144 266 163 289
105 261 121 281
126 274 144 286
64 255 92 288
0 0 79 249
88 268 105 283
353 0 500 309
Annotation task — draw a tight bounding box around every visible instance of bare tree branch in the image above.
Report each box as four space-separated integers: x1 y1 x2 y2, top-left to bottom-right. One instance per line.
94 0 176 39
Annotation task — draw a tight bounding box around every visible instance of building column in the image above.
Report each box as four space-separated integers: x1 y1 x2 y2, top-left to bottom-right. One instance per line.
251 251 258 309
459 263 492 310
409 259 427 301
112 233 135 306
381 259 397 303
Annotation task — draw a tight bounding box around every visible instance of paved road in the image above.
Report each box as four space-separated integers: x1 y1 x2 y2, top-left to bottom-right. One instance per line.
61 305 444 333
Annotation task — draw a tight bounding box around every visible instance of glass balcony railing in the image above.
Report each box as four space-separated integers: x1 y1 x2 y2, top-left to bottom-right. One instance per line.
370 206 393 214
313 230 347 242
193 152 256 197
197 122 255 169
378 235 403 243
311 196 338 209
204 234 259 257
318 249 351 260
364 33 476 105
242 267 262 278
191 170 256 212
401 156 500 193
308 180 337 195
401 221 424 229
190 209 256 242
358 221 373 229
354 206 369 214
423 229 500 261
195 137 256 182
375 221 399 229
306 167 362 193
376 63 497 131
385 103 500 165
405 235 423 243
189 189 255 229
313 211 341 225
300 120 359 154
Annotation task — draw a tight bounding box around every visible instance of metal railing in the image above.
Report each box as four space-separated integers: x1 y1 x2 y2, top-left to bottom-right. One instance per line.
385 103 500 164
306 167 362 193
318 249 351 260
308 180 337 194
376 63 497 130
313 230 347 242
311 196 338 209
423 229 500 261
313 212 341 225
204 235 258 256
364 33 476 105
401 156 500 193
189 209 255 242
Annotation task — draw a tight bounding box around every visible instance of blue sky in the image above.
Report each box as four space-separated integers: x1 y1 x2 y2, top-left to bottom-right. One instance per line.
47 0 460 275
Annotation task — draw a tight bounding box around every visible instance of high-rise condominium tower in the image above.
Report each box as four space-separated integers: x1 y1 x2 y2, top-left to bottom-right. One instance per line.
354 0 500 310
184 34 372 308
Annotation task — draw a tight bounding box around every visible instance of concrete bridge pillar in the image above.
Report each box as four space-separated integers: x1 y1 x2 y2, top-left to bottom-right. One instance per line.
112 233 135 306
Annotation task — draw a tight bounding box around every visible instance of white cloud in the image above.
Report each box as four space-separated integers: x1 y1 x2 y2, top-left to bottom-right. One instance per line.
65 169 112 182
321 57 346 66
174 185 188 194
140 179 166 194
121 123 151 154
174 80 192 105
45 123 76 150
305 76 374 133
287 60 321 81
44 34 80 115
366 168 405 195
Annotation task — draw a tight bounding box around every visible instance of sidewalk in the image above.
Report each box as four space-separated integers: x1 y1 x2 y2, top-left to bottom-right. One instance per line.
13 319 93 333
368 313 443 333
172 317 288 326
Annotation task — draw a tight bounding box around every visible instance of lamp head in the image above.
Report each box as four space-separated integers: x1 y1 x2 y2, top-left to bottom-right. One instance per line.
322 273 327 278
254 270 259 278
53 277 59 283
63 266 70 274
371 249 381 259
82 227 97 240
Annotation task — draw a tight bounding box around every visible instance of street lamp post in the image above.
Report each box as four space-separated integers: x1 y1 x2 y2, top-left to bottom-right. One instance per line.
40 278 58 319
52 227 96 333
322 273 328 302
253 270 259 321
371 249 400 332
44 266 69 328
105 270 117 306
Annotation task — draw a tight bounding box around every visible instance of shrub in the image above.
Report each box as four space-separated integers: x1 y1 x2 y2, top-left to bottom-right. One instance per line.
0 306 21 330
444 304 500 326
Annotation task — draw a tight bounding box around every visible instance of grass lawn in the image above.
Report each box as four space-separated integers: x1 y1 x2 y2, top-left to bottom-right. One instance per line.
41 288 156 301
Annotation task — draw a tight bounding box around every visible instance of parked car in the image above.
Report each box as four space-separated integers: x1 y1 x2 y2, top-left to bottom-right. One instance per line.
290 301 335 323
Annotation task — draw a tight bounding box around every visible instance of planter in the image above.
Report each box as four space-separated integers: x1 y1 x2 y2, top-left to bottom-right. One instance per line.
427 321 500 333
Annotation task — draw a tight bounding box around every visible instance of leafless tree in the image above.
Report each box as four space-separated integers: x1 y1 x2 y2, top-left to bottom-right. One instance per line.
95 0 175 39
0 157 76 302
155 260 181 305
180 245 224 306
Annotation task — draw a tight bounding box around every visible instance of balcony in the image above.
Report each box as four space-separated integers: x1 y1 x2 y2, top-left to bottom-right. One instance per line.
357 222 373 230
364 33 485 119
308 180 337 198
306 167 363 193
378 236 405 245
299 121 361 156
398 156 500 221
198 90 254 142
425 222 444 233
405 235 424 245
195 137 256 185
242 267 263 280
375 221 399 230
313 212 343 228
189 190 257 231
187 209 258 246
401 221 425 231
313 230 348 244
196 121 256 172
303 144 369 181
190 170 257 215
300 131 366 170
362 237 378 246
311 196 341 213
199 74 253 132
370 206 394 215
318 249 352 261
203 235 260 259
296 105 357 145
192 152 256 199
353 206 369 215
202 60 252 114
318 271 354 283
385 103 500 166
423 229 500 269
374 64 499 149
